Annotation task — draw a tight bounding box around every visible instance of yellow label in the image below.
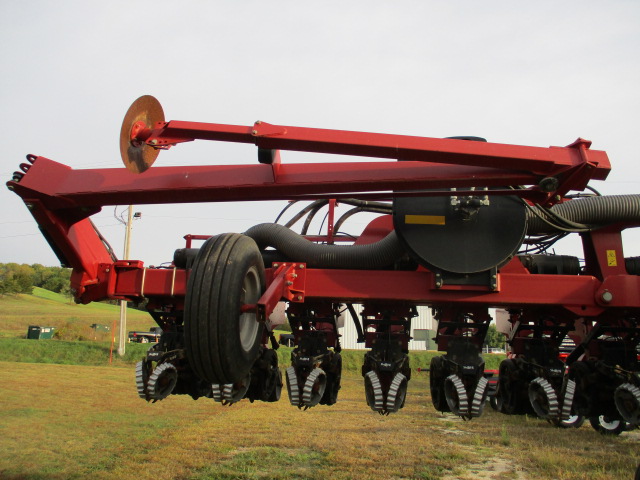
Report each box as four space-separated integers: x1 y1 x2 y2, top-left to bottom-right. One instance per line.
405 215 446 225
606 250 617 267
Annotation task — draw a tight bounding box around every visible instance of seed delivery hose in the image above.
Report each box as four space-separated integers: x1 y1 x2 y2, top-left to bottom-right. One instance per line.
526 195 640 235
244 223 405 269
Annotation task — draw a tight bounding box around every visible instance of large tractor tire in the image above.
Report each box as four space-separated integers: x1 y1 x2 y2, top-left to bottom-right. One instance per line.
184 233 265 384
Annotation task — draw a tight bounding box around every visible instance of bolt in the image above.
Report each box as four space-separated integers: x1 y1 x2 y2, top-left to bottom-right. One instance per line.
435 281 442 288
7 185 14 191
252 129 258 135
297 295 303 301
26 203 34 210
150 139 158 145
256 121 262 125
286 281 293 286
273 263 279 268
601 290 613 303
299 264 305 269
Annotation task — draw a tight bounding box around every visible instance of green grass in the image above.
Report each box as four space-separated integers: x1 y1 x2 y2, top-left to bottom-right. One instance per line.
0 336 505 373
0 287 156 338
1 361 638 480
0 338 150 366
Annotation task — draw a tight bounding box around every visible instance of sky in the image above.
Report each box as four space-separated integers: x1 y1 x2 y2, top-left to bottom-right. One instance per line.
1 1 639 267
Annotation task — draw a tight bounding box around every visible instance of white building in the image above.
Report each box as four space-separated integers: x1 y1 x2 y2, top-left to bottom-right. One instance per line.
338 305 435 351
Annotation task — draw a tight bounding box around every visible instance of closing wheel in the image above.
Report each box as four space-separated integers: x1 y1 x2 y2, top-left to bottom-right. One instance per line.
528 377 559 419
589 415 626 435
470 377 489 418
302 368 327 408
135 360 152 400
221 374 252 405
444 374 469 417
430 356 450 412
364 371 385 413
386 373 408 413
184 234 265 385
147 363 178 400
285 367 300 406
614 383 640 425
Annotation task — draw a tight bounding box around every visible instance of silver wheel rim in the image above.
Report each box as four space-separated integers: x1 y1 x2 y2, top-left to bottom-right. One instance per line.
239 266 261 352
598 416 621 430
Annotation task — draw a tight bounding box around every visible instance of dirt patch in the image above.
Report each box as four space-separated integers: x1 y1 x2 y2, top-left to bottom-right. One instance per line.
441 455 528 480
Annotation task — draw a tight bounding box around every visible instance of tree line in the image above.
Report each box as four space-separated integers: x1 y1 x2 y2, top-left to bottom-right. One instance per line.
0 263 71 296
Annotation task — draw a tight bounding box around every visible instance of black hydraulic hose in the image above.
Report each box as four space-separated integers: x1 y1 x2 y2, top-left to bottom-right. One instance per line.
301 201 328 235
346 303 366 343
527 195 640 235
244 223 405 269
334 206 393 232
284 200 328 228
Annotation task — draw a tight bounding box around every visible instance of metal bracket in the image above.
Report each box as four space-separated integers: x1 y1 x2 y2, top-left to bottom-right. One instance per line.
254 263 306 322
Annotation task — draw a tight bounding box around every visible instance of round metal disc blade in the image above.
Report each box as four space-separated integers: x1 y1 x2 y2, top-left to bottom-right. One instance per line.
119 95 165 173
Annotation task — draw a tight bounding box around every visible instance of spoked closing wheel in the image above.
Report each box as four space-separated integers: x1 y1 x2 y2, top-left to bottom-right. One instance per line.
147 363 178 401
469 377 489 418
286 366 300 406
550 379 584 428
184 234 265 385
444 374 469 417
364 371 385 413
614 383 640 425
528 377 559 420
386 373 408 414
135 360 152 400
222 374 252 405
302 368 327 408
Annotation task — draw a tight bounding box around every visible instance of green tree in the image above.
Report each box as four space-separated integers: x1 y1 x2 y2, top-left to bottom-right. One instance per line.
485 324 506 349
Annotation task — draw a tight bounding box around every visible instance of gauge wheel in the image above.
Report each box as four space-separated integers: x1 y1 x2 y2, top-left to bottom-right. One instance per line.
497 359 520 414
184 233 265 384
430 356 450 412
589 415 626 435
550 414 585 429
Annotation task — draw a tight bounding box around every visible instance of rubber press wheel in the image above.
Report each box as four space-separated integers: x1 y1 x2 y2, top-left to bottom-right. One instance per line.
184 233 265 384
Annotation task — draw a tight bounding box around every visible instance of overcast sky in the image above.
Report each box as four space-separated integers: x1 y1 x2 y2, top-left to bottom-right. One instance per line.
1 1 639 266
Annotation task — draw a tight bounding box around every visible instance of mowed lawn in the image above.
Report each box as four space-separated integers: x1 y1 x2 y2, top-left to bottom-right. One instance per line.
0 288 156 339
1 361 639 480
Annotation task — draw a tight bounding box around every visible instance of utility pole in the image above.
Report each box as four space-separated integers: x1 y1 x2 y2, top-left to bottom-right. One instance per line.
117 205 134 356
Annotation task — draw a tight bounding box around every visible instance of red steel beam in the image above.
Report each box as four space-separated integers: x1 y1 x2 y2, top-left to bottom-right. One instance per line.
152 121 610 180
106 265 640 317
9 157 582 210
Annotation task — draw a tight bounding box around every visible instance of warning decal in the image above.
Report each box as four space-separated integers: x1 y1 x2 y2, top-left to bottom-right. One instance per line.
405 215 446 225
606 250 617 267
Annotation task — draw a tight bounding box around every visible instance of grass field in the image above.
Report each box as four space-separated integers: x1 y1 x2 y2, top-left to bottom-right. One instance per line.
1 361 639 480
1 291 638 479
0 288 154 339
